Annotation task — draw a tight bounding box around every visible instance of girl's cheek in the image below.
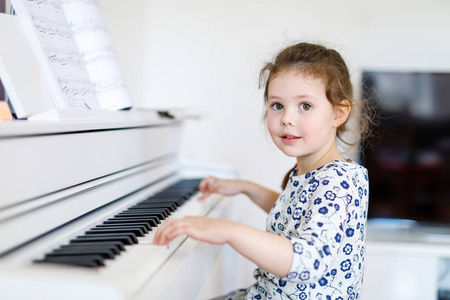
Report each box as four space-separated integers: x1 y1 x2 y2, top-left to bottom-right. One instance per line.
266 117 273 129
267 120 278 135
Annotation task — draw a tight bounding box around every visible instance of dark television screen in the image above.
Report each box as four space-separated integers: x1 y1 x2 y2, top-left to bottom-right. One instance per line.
361 71 450 225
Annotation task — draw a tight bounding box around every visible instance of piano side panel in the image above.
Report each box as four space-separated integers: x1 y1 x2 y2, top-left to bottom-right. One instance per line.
0 123 182 208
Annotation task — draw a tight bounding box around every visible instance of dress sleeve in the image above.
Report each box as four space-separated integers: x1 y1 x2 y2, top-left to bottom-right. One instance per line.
284 168 356 284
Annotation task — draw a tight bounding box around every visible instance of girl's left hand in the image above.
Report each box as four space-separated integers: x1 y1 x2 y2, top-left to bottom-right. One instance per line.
153 216 231 246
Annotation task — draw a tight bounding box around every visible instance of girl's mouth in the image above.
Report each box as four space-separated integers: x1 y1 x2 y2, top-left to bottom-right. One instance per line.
281 134 301 144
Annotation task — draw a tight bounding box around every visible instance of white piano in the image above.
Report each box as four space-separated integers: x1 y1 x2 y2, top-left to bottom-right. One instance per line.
0 111 237 300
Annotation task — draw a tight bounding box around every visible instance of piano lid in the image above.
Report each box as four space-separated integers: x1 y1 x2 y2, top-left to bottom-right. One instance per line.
0 110 183 206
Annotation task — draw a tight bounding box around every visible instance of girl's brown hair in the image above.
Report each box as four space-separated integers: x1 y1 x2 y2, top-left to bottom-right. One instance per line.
259 42 375 189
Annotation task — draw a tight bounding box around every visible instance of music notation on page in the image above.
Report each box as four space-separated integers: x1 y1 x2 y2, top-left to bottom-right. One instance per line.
46 47 84 68
31 15 72 40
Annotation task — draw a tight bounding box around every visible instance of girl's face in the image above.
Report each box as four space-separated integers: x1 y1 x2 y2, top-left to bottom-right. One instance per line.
267 71 345 167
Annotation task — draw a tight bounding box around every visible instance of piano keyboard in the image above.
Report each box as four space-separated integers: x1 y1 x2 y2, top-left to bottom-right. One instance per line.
0 114 237 299
35 178 203 268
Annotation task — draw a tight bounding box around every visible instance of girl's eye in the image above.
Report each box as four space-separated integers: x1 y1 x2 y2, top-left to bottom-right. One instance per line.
271 103 283 111
300 103 312 111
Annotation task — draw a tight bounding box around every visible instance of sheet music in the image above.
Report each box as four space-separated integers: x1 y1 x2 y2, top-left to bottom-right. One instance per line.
61 0 131 110
10 0 100 110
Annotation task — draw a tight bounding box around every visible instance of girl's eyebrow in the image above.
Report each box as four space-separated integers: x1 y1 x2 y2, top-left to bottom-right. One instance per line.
267 95 281 101
296 94 314 100
268 94 315 100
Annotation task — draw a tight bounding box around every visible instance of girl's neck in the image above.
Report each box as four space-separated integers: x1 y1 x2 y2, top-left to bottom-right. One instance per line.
295 142 346 175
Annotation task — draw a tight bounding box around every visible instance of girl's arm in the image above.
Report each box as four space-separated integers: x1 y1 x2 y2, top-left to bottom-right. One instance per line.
199 177 279 213
153 216 293 278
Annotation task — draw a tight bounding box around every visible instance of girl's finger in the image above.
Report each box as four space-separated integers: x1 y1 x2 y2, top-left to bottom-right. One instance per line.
153 218 181 245
199 177 215 193
197 192 210 201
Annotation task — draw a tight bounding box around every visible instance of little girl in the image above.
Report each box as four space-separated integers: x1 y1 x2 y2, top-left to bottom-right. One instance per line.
154 42 371 300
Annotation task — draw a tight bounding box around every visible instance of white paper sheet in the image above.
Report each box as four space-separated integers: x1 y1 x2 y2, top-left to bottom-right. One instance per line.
61 0 131 110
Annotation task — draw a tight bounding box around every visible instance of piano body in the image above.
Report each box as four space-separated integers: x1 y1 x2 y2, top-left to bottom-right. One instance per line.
0 111 236 300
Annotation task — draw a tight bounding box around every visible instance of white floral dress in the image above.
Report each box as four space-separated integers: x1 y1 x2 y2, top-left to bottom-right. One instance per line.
212 160 369 300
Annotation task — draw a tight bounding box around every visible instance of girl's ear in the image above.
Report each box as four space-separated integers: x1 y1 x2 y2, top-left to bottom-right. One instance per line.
333 100 351 128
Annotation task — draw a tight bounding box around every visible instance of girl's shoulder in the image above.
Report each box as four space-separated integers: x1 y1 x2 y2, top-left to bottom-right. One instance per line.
293 159 368 183
319 159 367 175
288 159 368 190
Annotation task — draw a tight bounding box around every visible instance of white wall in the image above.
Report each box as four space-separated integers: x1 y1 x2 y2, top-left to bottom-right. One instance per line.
99 0 450 193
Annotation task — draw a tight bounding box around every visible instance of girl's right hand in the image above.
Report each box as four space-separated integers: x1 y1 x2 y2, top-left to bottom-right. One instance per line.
198 176 243 201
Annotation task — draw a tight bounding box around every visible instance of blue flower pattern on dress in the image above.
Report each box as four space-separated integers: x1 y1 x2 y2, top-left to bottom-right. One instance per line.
215 160 369 300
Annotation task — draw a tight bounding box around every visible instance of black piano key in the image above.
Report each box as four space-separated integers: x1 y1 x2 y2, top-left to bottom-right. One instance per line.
46 248 116 259
114 211 163 218
159 182 197 191
150 194 189 201
116 211 167 219
133 201 177 207
81 233 139 244
125 207 172 216
95 224 149 233
118 209 169 219
110 216 161 224
114 214 167 223
145 198 185 206
117 211 169 219
137 199 177 204
86 228 145 237
118 210 169 220
151 197 184 204
152 188 189 195
127 205 172 210
60 241 125 252
72 234 134 245
102 220 154 230
136 198 178 205
59 243 122 255
181 179 201 186
36 255 105 267
105 218 159 227
126 205 167 211
151 195 186 201
158 185 198 195
132 203 177 212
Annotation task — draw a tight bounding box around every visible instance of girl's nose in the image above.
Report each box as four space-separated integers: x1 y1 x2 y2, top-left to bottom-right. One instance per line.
281 111 294 126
